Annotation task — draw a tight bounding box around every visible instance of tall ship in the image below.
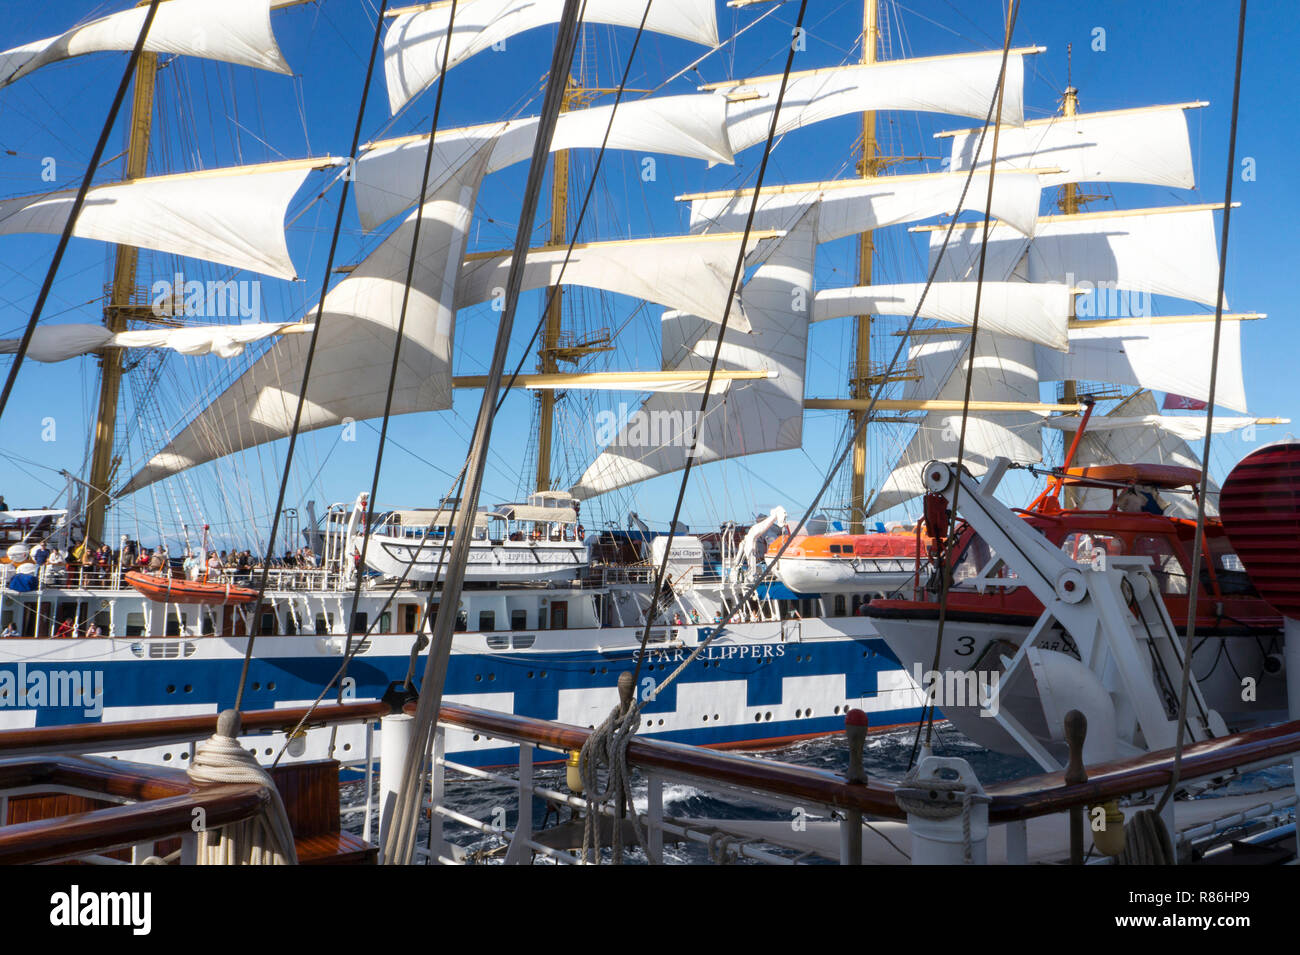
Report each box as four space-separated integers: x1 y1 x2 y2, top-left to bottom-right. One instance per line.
0 0 1285 780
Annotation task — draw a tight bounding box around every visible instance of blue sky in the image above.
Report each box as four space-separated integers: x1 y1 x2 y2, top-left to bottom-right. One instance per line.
0 0 1296 550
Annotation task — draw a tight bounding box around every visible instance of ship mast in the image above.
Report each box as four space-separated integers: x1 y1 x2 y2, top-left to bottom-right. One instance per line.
86 49 159 548
535 77 576 493
534 44 621 493
847 0 881 534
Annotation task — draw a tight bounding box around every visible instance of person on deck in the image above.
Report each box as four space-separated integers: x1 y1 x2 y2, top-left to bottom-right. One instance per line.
1 622 16 638
55 618 74 639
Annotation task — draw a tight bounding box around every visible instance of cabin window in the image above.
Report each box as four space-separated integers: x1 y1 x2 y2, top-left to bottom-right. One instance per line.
834 595 847 617
377 612 391 634
829 544 843 554
478 611 496 632
511 609 528 631
485 633 510 650
126 612 146 637
512 634 536 650
1206 537 1257 596
951 532 994 586
315 612 334 635
455 611 468 633
202 611 217 636
1061 532 1124 566
166 612 188 637
350 612 368 634
260 610 276 634
1134 536 1188 595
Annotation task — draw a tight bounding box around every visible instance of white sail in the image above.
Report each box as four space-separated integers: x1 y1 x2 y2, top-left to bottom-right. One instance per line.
356 94 732 230
0 0 291 88
0 325 114 363
927 205 1229 307
1047 413 1264 441
570 208 818 500
120 146 493 496
383 0 719 114
0 158 340 280
1035 318 1248 413
868 331 1043 517
943 103 1201 189
813 282 1072 351
713 49 1036 155
1064 392 1219 518
456 233 782 332
685 169 1043 240
0 322 304 362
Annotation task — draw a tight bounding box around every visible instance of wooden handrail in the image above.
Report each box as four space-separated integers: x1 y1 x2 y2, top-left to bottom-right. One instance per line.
429 703 1300 825
431 702 910 818
0 754 269 865
984 718 1300 823
0 701 390 759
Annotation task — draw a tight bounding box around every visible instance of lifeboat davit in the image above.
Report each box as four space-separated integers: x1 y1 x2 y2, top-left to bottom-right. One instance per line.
124 571 259 605
773 531 919 595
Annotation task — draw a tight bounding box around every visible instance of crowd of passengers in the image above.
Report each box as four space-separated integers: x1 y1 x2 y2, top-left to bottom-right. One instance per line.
16 540 320 585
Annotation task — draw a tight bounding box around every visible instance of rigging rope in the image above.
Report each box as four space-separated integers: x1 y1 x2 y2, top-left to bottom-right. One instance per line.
919 0 1022 753
333 0 464 739
381 0 590 867
632 0 814 691
623 2 1026 740
233 0 393 713
0 0 164 423
1155 0 1248 817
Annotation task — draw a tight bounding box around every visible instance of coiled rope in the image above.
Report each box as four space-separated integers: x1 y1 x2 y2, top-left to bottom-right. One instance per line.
185 710 297 865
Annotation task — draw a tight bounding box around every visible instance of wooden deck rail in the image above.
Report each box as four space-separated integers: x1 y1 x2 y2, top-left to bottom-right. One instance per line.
0 754 267 865
430 702 1300 824
984 718 1300 823
0 701 391 759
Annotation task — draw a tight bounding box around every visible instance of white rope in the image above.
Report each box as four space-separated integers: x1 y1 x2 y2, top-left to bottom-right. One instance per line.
894 767 988 865
186 712 298 865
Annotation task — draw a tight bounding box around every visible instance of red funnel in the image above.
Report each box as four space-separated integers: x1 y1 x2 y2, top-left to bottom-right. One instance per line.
1219 442 1300 618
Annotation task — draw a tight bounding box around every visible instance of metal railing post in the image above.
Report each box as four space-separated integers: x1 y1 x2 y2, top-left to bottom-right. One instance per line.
503 743 533 864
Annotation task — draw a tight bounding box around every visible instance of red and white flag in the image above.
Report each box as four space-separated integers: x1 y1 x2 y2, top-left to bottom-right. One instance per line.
1163 393 1208 411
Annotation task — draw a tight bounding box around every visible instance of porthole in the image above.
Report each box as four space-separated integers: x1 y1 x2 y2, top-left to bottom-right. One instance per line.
764 712 772 721
472 734 480 741
265 748 272 756
166 685 175 694
754 713 762 722
252 682 261 691
488 673 496 681
474 674 482 682
657 719 664 726
795 709 802 718
702 715 708 722
806 709 813 718
163 753 172 761
183 685 192 693
267 681 277 690
343 743 351 752
834 706 841 715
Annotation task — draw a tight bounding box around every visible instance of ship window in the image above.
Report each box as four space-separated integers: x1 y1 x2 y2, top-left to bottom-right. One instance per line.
1134 536 1188 595
478 611 496 632
834 596 846 617
1206 536 1257 596
455 611 468 633
512 634 535 650
951 532 994 587
315 612 334 635
126 613 146 637
377 612 391 634
485 633 510 650
511 609 527 631
1061 532 1124 566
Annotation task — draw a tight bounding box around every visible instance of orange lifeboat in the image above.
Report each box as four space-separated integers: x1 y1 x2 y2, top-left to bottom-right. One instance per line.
773 531 919 594
124 570 259 605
